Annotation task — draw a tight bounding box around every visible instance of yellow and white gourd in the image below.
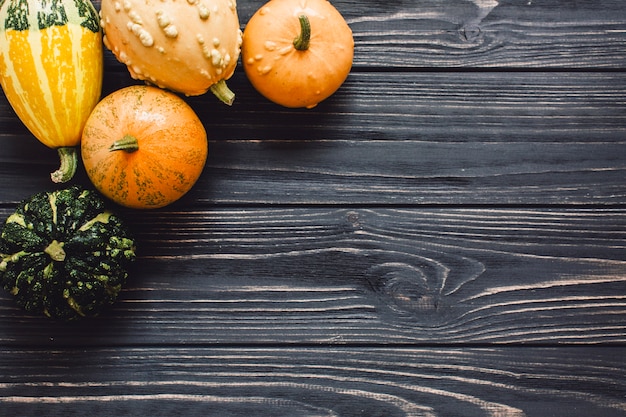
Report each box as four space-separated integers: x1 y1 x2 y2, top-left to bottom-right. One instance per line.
0 0 103 183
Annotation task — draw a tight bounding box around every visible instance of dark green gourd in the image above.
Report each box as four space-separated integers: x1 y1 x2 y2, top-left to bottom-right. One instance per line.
0 186 136 320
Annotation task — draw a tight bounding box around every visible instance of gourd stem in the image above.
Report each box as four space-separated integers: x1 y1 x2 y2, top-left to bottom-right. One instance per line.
50 147 78 183
293 14 311 51
210 80 235 106
110 134 139 153
44 240 66 262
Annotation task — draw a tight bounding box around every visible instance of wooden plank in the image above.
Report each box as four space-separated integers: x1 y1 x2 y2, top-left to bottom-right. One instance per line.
2 71 625 205
340 0 626 68
91 0 626 69
3 71 619 144
3 139 625 206
7 71 626 145
195 139 626 205
0 1 623 416
1 346 625 416
1 208 624 346
185 71 626 142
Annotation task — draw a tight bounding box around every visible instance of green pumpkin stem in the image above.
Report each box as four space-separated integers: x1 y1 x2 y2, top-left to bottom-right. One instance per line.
50 147 78 183
293 15 311 51
210 80 235 106
110 134 139 153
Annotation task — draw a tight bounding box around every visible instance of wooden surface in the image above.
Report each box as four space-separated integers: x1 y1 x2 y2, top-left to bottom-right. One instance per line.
1 0 625 415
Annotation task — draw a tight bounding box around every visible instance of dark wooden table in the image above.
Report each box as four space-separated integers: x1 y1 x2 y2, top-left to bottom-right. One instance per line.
2 0 626 415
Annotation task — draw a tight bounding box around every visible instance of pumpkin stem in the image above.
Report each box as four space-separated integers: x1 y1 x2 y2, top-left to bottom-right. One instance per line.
44 240 66 262
50 147 78 184
210 80 235 106
293 14 311 51
110 134 139 153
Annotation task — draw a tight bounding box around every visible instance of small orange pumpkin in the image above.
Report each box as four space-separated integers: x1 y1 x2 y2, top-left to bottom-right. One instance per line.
81 85 208 209
241 0 354 109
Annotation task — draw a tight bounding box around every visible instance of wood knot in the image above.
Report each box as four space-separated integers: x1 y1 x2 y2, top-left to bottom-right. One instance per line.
366 262 440 317
459 25 482 42
346 211 361 228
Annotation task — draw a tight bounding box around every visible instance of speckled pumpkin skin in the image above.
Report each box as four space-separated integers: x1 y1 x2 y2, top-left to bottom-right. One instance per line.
100 0 241 96
81 85 208 209
241 0 354 109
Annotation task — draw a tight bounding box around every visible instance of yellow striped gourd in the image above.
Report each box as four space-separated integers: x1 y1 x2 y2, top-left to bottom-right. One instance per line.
0 0 103 183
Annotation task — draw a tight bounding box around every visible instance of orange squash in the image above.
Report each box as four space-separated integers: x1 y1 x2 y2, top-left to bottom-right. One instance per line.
81 85 208 209
100 0 242 105
241 0 354 109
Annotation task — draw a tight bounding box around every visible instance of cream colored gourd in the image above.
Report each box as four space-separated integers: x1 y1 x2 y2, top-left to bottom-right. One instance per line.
100 0 242 104
0 0 103 182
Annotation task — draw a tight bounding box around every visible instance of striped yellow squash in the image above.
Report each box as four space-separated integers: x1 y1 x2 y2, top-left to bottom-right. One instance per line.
0 0 103 183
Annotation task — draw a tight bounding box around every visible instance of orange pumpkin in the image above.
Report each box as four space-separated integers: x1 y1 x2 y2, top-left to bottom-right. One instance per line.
81 85 208 209
241 0 354 109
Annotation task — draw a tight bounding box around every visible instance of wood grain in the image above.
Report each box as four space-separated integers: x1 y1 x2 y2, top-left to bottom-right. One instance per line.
337 0 626 68
90 0 626 69
83 0 626 71
1 347 625 416
5 71 623 144
184 71 626 142
3 138 625 205
343 1 626 69
1 208 624 346
0 0 625 415
2 71 625 205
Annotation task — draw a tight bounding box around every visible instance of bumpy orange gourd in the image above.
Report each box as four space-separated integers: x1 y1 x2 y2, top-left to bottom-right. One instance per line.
100 0 242 105
81 86 208 209
241 0 353 108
